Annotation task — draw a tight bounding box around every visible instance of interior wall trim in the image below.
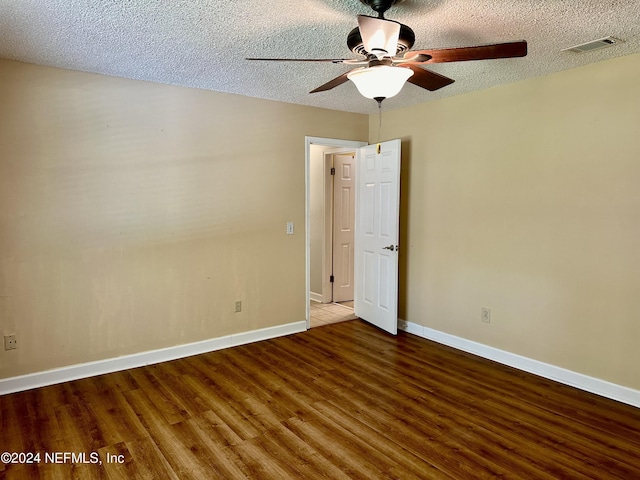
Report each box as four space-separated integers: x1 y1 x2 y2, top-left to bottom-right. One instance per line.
0 321 307 396
309 292 324 303
399 319 640 409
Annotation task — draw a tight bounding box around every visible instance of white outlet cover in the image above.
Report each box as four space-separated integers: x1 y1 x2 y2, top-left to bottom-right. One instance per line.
4 335 17 350
286 222 294 235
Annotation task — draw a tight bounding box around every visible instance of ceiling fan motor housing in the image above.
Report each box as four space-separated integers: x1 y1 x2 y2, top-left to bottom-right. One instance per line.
347 23 415 57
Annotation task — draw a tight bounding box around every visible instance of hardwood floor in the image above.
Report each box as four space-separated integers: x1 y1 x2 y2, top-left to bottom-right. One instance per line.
1 319 639 479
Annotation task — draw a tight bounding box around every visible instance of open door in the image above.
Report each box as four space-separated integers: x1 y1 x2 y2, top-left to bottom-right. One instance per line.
354 139 401 335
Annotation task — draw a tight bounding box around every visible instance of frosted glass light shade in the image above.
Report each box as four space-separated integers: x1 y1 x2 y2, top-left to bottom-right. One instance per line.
347 66 414 100
358 15 400 59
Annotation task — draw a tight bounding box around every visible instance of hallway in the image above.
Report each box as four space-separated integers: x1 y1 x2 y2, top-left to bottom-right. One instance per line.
309 301 356 328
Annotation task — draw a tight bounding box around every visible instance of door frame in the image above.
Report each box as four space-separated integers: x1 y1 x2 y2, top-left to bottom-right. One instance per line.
305 137 367 329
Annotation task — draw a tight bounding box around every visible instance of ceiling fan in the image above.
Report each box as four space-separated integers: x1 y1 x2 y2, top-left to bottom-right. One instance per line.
247 0 527 104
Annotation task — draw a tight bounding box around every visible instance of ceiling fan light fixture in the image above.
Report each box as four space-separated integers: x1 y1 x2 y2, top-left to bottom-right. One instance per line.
347 65 414 100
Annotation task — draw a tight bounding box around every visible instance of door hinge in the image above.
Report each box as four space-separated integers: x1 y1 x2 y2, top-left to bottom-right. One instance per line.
330 275 334 283
330 167 335 175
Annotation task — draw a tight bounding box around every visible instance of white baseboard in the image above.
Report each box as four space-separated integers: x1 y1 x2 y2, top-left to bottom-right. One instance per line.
309 291 324 303
0 321 307 396
398 319 640 409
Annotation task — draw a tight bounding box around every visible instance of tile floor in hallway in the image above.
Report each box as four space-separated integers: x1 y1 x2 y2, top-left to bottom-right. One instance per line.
310 301 357 328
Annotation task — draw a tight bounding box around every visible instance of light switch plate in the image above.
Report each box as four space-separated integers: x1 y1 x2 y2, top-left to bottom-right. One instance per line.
286 222 294 235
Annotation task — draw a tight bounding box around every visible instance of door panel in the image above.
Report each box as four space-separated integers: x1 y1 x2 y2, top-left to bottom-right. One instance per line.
363 250 376 303
363 183 375 233
354 140 401 335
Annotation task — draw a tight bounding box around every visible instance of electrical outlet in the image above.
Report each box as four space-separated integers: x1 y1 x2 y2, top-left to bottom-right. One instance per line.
286 222 294 235
4 334 17 350
235 301 242 313
481 307 491 324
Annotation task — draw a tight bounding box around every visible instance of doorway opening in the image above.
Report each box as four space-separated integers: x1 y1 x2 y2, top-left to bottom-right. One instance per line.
309 301 356 328
310 148 355 304
305 137 367 329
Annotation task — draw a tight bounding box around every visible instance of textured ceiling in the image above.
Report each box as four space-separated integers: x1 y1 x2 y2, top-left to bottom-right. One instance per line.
1 0 639 114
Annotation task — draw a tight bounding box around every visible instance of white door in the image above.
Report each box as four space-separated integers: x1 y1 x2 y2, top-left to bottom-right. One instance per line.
354 140 401 335
332 153 356 303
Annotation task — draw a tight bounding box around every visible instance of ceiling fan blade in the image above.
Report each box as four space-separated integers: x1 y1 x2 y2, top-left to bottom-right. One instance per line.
406 40 527 63
392 53 432 64
357 15 400 58
310 71 352 93
400 64 455 91
246 57 351 63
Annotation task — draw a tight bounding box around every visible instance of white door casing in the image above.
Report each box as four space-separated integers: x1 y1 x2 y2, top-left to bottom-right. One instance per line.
332 153 356 303
354 140 401 335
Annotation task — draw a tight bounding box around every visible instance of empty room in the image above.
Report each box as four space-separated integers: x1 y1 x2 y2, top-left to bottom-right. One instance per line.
1 0 639 478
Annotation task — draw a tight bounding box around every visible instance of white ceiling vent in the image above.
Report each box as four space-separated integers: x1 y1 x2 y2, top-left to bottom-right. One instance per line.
563 37 621 53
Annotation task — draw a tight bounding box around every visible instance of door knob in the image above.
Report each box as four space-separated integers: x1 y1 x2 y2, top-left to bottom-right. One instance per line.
383 245 396 251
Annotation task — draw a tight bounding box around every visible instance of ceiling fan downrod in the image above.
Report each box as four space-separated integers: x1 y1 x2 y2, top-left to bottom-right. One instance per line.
359 0 403 18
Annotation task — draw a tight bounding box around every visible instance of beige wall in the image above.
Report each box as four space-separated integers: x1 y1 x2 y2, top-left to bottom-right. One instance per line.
372 53 640 390
0 59 367 378
2 52 639 392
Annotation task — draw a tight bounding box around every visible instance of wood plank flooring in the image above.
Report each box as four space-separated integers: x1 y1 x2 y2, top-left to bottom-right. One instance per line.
1 319 639 479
